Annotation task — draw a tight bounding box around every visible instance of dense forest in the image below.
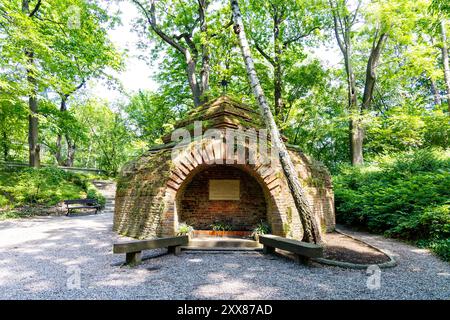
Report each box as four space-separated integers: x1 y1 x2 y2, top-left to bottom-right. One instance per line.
0 0 449 260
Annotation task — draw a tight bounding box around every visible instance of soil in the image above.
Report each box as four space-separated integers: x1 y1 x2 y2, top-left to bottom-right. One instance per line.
322 232 390 264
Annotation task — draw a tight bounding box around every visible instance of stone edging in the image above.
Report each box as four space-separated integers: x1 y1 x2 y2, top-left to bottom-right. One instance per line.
312 228 397 269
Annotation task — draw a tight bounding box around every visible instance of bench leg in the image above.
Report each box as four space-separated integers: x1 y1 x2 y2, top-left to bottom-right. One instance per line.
125 251 142 265
168 245 181 255
294 254 310 265
263 245 275 255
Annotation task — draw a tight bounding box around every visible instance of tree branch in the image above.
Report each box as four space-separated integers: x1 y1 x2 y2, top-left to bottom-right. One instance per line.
329 0 346 54
283 25 321 47
132 0 186 54
174 32 198 57
254 42 275 66
29 0 42 17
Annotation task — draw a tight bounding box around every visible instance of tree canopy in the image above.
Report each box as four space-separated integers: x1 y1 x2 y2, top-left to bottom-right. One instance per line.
0 0 448 173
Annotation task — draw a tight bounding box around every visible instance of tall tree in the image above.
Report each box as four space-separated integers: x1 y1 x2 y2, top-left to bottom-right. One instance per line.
2 0 122 167
41 1 122 166
22 0 42 167
132 0 211 107
330 0 389 165
231 0 321 244
246 0 325 122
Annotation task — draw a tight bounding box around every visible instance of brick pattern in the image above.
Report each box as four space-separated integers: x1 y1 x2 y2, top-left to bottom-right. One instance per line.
113 140 335 240
179 165 267 230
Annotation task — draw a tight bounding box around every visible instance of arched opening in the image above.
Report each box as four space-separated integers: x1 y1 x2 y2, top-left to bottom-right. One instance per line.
176 165 268 234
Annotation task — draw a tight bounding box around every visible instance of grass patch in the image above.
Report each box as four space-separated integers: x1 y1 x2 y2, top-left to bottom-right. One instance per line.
0 166 106 219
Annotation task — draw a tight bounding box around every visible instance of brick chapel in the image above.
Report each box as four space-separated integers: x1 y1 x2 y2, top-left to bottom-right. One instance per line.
113 96 335 240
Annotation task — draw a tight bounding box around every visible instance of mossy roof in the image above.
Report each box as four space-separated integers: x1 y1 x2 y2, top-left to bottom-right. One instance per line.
161 96 264 143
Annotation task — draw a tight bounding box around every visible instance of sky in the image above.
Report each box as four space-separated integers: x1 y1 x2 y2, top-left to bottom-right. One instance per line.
88 1 158 103
89 1 342 104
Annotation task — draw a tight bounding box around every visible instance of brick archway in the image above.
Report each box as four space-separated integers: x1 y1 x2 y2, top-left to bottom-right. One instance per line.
176 165 268 231
160 139 288 237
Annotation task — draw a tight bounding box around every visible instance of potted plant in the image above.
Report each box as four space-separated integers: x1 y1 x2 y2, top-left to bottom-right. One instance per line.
251 220 271 241
210 222 221 237
177 222 194 239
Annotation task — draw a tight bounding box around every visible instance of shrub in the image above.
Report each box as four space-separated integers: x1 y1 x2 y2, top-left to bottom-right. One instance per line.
334 148 450 262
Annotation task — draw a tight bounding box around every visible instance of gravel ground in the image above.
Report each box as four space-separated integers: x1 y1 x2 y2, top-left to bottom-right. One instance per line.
0 183 448 299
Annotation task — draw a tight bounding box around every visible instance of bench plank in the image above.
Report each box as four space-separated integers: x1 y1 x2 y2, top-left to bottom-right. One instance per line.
64 199 98 205
113 236 189 254
259 235 323 258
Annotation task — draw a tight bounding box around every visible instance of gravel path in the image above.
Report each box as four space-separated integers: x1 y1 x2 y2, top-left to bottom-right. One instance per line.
0 182 448 300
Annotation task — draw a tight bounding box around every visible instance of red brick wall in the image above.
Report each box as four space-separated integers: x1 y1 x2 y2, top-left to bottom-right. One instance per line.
179 165 267 230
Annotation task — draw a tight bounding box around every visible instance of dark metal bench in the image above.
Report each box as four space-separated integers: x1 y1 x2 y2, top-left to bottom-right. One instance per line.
64 199 101 216
259 234 323 263
113 236 189 265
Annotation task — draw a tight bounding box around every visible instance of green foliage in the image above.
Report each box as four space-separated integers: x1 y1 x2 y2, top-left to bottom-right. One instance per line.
73 99 142 175
251 220 271 238
334 148 450 261
210 221 233 231
122 90 184 145
177 222 194 236
0 167 105 214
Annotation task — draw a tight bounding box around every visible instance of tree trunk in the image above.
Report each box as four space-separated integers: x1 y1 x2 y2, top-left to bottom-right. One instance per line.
132 0 205 107
55 95 67 166
185 50 202 107
330 0 366 166
26 51 40 168
430 78 442 106
349 119 363 165
344 50 363 165
65 135 76 167
199 0 210 98
353 32 387 166
231 0 321 244
23 0 40 168
441 20 450 112
2 131 9 161
55 134 63 165
273 11 284 118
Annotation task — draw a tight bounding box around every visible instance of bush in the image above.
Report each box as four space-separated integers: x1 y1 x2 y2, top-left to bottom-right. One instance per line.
334 148 450 262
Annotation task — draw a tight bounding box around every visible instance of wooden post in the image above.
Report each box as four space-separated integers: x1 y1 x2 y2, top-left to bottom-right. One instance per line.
294 254 310 265
125 251 142 265
263 245 275 254
168 245 181 255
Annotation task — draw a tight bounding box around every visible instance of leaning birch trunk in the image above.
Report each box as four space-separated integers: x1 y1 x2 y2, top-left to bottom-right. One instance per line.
230 0 321 244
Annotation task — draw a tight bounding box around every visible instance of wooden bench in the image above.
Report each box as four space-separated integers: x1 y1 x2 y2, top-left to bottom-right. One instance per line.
259 234 323 263
64 199 101 216
113 235 189 265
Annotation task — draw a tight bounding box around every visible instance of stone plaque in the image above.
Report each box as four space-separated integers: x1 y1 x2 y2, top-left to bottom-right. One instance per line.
209 180 240 200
